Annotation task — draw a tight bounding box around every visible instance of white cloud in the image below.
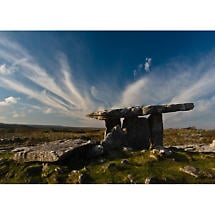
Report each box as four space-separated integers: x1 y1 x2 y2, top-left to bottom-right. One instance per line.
0 37 114 126
0 64 11 74
12 111 26 118
0 96 18 106
144 57 152 72
118 51 215 128
43 108 53 114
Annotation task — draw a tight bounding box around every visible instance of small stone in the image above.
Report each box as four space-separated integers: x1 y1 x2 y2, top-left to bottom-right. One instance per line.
145 177 165 184
107 163 117 170
87 140 95 144
210 140 215 147
78 173 87 184
123 147 133 151
54 167 62 173
149 153 158 160
42 163 49 172
180 166 199 178
127 174 134 184
99 158 106 163
72 170 79 174
121 159 129 165
159 148 172 157
141 149 147 153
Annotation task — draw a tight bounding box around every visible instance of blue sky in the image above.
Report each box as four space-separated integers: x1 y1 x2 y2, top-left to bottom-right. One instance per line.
1 31 215 128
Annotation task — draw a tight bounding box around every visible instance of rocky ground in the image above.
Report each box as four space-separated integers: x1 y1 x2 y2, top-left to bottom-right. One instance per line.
0 126 215 184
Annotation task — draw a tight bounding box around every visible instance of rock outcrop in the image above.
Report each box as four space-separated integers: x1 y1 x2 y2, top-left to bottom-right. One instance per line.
170 143 215 153
13 139 103 162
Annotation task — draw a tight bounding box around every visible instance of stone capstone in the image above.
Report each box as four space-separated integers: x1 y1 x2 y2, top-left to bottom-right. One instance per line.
13 139 104 162
87 103 194 120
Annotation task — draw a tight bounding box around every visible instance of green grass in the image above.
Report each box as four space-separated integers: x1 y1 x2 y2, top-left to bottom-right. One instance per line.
0 127 215 184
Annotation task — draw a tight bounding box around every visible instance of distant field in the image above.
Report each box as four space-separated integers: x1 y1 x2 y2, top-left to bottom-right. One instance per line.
1 123 215 147
0 123 105 145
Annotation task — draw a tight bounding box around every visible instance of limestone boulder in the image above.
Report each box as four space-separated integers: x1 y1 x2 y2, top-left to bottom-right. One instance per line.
101 125 125 152
13 139 103 163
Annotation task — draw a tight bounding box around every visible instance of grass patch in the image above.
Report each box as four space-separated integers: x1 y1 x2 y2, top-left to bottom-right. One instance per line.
0 127 214 184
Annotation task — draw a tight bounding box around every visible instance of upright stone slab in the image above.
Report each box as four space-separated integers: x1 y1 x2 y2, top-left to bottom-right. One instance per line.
123 117 150 149
101 125 125 152
148 113 163 149
104 118 121 137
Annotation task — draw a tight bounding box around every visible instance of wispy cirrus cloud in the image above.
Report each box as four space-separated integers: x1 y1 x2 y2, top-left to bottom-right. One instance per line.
1 35 215 128
118 51 215 128
0 36 110 126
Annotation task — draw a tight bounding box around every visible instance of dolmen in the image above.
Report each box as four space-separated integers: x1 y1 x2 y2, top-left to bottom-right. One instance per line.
87 103 194 151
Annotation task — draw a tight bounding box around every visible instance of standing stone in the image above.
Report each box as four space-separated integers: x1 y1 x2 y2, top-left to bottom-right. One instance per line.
148 113 163 149
101 125 125 152
122 117 150 149
104 118 121 137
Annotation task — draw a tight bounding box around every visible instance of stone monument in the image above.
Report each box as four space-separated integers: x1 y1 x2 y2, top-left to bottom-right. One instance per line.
87 103 194 150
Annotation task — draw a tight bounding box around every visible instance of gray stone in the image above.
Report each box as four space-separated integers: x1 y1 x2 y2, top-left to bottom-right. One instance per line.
145 177 167 184
148 113 163 148
145 177 159 184
158 148 173 157
123 147 133 152
101 125 125 152
127 174 135 184
78 173 87 184
107 163 117 170
180 166 199 178
210 140 215 147
87 103 194 120
121 159 129 165
122 117 150 149
13 139 101 162
171 144 215 153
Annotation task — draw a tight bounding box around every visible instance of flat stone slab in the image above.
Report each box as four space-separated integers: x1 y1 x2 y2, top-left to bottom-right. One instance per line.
13 139 96 162
87 103 194 120
170 144 215 153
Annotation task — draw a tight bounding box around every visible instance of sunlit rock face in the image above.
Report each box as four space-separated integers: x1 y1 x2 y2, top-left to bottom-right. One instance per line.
13 139 103 162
